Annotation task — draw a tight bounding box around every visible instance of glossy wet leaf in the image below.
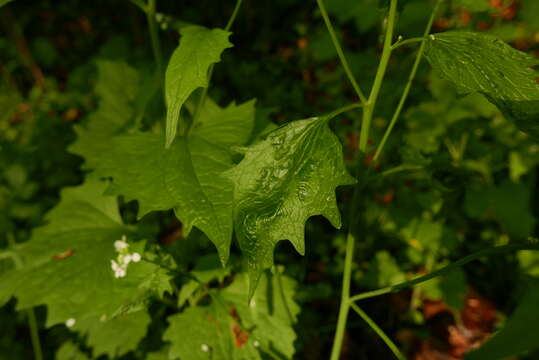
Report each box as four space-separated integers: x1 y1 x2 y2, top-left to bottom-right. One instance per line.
224 110 356 295
164 272 298 360
0 180 172 326
165 26 233 147
425 31 539 139
467 280 539 360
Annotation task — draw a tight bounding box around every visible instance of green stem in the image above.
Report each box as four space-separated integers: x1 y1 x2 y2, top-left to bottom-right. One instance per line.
128 0 147 12
146 0 163 77
27 309 43 360
315 0 368 104
349 242 539 303
190 0 243 133
373 0 442 161
359 0 398 152
329 232 355 360
391 36 426 50
349 303 406 360
329 2 398 359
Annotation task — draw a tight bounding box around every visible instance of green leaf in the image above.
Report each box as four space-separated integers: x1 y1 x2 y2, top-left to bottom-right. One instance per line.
56 341 89 360
452 0 491 12
79 133 235 264
466 280 539 360
0 180 172 326
424 31 539 139
165 25 233 147
0 0 14 8
164 272 299 360
73 311 151 358
191 98 256 148
70 60 140 167
224 109 356 296
71 62 255 265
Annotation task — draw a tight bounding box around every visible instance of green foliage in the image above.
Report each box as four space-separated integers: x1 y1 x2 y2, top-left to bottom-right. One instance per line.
164 272 299 360
0 180 172 326
2 1 539 359
425 31 539 139
467 281 539 360
224 108 356 295
165 26 233 147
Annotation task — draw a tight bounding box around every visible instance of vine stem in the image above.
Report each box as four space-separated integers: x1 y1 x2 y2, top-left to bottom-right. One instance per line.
146 0 163 78
329 1 398 359
6 233 42 360
27 309 43 360
349 303 406 360
359 0 398 152
350 242 539 303
373 0 442 161
191 0 243 133
315 0 368 104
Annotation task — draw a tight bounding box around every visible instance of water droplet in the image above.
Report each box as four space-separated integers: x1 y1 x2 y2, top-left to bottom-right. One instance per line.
270 133 286 146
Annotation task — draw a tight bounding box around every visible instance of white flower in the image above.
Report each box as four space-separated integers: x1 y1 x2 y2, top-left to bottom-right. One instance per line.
122 254 132 265
253 340 260 348
114 268 126 278
200 344 209 352
111 260 121 272
131 252 141 262
114 236 128 251
65 318 76 328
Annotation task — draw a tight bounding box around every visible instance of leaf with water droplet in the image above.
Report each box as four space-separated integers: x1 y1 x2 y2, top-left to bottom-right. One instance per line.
425 31 539 139
223 108 357 297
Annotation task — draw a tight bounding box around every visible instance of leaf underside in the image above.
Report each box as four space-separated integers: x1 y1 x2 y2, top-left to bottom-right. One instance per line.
425 31 539 139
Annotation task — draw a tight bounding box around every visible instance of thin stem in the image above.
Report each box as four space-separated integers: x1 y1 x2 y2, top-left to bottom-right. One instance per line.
373 0 442 161
315 0 368 104
329 2 398 359
349 242 539 303
359 0 398 152
391 36 426 50
128 0 147 12
27 309 43 360
349 303 406 360
329 232 355 360
146 0 163 77
191 0 243 133
224 0 243 32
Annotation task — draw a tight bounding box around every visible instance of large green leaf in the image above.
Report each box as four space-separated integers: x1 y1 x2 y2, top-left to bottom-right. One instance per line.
224 109 356 295
164 272 299 360
71 61 256 265
85 133 234 264
0 180 172 326
165 26 232 147
466 280 539 360
424 31 539 139
70 60 140 168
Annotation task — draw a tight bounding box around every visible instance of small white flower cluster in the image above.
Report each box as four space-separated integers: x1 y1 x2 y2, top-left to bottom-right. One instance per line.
110 235 141 278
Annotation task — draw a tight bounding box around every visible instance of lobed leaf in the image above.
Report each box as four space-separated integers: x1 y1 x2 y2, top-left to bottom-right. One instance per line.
424 31 539 139
0 180 172 326
165 26 233 147
224 109 356 296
